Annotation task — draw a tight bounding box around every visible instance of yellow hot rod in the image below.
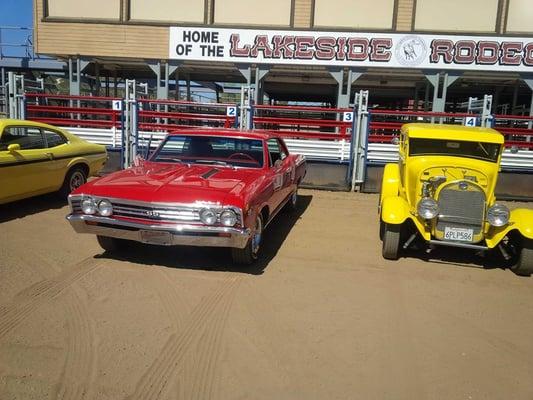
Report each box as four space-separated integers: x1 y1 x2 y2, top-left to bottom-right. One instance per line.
379 123 533 276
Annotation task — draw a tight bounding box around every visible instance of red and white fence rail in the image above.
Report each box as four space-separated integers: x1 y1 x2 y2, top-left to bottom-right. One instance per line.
137 98 237 132
25 93 122 129
21 92 533 170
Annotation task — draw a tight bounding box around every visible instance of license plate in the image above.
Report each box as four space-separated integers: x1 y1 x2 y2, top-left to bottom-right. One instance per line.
140 230 172 245
444 227 474 242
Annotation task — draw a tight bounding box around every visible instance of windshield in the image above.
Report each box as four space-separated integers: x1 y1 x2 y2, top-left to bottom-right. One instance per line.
409 138 501 163
151 135 264 168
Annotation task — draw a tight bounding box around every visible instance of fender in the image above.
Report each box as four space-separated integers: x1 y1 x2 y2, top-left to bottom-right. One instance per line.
381 196 410 225
486 208 533 248
381 195 431 241
380 163 400 209
62 157 90 185
66 153 106 178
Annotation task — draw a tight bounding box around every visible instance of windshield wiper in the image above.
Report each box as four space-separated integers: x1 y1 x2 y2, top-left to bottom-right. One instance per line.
156 157 184 163
477 143 490 157
193 159 233 167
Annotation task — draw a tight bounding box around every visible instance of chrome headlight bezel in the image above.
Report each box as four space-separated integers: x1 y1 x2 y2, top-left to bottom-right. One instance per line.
417 197 439 220
487 204 510 227
220 209 237 227
81 197 97 215
98 199 113 217
199 208 217 225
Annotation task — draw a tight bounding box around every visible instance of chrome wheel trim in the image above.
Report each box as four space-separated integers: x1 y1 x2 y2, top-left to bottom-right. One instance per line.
70 171 85 191
251 215 263 256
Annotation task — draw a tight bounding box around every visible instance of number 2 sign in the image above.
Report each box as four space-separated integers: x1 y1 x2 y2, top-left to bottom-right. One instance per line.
226 106 237 117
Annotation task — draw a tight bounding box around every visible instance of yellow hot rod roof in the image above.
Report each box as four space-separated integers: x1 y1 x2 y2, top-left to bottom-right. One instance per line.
402 123 504 144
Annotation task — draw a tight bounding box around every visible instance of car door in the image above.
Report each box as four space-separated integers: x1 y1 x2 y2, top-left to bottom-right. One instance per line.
276 138 295 200
0 125 54 203
42 128 71 188
265 138 286 211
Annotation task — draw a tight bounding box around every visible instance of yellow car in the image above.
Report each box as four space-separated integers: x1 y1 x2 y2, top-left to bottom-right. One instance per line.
379 123 533 276
0 119 107 204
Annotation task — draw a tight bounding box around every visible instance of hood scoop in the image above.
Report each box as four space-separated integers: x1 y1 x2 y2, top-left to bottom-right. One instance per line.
201 168 220 179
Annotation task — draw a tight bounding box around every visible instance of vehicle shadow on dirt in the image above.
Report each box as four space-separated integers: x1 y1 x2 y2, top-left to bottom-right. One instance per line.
402 245 514 273
96 194 313 275
0 194 66 223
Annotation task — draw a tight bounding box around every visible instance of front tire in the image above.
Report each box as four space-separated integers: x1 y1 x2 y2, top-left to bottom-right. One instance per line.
97 235 127 253
60 166 87 198
511 239 533 277
382 223 401 260
232 214 263 265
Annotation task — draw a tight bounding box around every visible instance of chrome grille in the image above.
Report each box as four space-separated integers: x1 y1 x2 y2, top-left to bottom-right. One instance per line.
436 181 485 238
112 203 200 222
70 198 201 223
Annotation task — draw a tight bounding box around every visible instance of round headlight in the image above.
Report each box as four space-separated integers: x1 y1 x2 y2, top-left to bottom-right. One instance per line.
200 208 217 225
81 197 97 215
417 197 439 219
220 209 237 227
487 204 510 227
98 199 113 217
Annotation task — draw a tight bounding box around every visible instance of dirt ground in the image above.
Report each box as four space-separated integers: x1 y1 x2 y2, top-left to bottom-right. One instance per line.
1 189 533 400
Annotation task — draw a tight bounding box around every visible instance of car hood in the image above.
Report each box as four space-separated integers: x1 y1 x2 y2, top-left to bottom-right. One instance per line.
75 161 265 206
405 156 498 205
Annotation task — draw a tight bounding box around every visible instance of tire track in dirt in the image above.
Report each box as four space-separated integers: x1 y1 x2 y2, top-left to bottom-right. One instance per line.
0 257 100 339
153 269 190 330
0 252 99 399
128 274 241 400
183 279 237 400
150 269 190 400
381 272 429 399
55 287 97 400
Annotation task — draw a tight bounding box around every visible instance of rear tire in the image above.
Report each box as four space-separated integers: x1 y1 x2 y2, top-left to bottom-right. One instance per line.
232 214 263 265
511 239 533 277
382 223 401 260
97 235 127 253
59 166 87 198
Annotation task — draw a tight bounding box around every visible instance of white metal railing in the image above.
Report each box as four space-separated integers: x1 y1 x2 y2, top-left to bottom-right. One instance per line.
366 143 533 171
61 127 533 171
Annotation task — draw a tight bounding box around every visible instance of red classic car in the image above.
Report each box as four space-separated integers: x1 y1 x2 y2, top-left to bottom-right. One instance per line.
66 129 306 264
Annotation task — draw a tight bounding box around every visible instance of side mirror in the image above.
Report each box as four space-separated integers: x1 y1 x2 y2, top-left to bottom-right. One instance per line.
274 159 283 168
510 145 519 154
8 144 21 152
133 154 145 167
391 137 400 145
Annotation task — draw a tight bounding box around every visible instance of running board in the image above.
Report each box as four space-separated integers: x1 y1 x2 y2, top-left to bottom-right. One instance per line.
428 240 488 251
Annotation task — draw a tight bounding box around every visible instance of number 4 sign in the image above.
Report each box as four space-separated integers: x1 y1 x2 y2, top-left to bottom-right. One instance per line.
464 116 477 127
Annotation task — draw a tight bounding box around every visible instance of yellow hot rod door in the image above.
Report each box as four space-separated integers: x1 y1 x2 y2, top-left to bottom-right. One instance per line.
0 126 55 203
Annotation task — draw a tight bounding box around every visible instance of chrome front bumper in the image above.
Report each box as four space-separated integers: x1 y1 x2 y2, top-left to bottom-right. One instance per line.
67 214 251 249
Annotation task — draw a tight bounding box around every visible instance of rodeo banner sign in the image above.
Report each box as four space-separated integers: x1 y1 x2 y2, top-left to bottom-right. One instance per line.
169 27 533 72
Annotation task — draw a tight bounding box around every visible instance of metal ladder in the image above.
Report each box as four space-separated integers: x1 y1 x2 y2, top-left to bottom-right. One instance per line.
5 72 44 120
122 79 148 168
239 85 254 130
462 94 493 128
350 90 370 191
